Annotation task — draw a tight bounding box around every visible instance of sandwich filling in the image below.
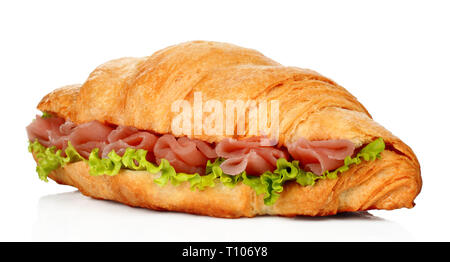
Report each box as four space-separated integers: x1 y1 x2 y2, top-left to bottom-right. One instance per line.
27 113 385 205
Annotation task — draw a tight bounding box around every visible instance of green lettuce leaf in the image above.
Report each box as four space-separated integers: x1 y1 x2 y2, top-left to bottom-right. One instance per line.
41 112 53 119
88 147 218 191
239 137 386 205
28 140 84 182
88 148 123 176
28 137 385 205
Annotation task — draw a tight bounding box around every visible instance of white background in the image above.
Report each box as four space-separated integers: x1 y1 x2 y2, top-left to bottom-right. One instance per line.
1 0 449 241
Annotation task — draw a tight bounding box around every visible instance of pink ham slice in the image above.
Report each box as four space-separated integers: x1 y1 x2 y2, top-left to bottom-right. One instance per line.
27 116 112 158
153 134 217 174
215 137 289 176
67 121 113 158
26 115 356 176
287 138 355 175
26 115 65 148
102 125 158 161
27 117 160 160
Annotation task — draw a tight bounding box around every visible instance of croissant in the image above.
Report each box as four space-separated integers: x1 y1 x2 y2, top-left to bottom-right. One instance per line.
27 41 421 218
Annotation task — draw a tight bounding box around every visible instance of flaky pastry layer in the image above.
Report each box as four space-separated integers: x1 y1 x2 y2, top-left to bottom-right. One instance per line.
47 150 420 218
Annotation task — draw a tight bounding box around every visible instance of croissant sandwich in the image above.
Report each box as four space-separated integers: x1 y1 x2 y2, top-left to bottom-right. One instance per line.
26 41 422 218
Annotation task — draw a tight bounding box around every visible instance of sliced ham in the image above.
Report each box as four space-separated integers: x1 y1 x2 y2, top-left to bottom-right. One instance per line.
102 127 158 161
27 115 356 176
192 139 218 159
26 115 65 147
67 121 112 145
153 134 216 174
75 141 107 159
27 116 111 158
67 121 113 158
244 151 275 175
287 138 355 175
216 137 289 176
47 130 70 151
107 125 139 143
59 121 77 135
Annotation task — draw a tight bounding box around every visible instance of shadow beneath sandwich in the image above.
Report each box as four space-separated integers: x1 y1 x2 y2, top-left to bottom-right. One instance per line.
33 190 413 241
291 211 385 221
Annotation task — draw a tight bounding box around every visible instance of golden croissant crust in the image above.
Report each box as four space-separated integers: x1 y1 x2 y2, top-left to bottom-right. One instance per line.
36 41 422 217
48 149 419 218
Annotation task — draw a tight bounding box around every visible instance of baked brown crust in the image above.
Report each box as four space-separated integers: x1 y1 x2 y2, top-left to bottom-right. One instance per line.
48 149 420 218
35 40 422 217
